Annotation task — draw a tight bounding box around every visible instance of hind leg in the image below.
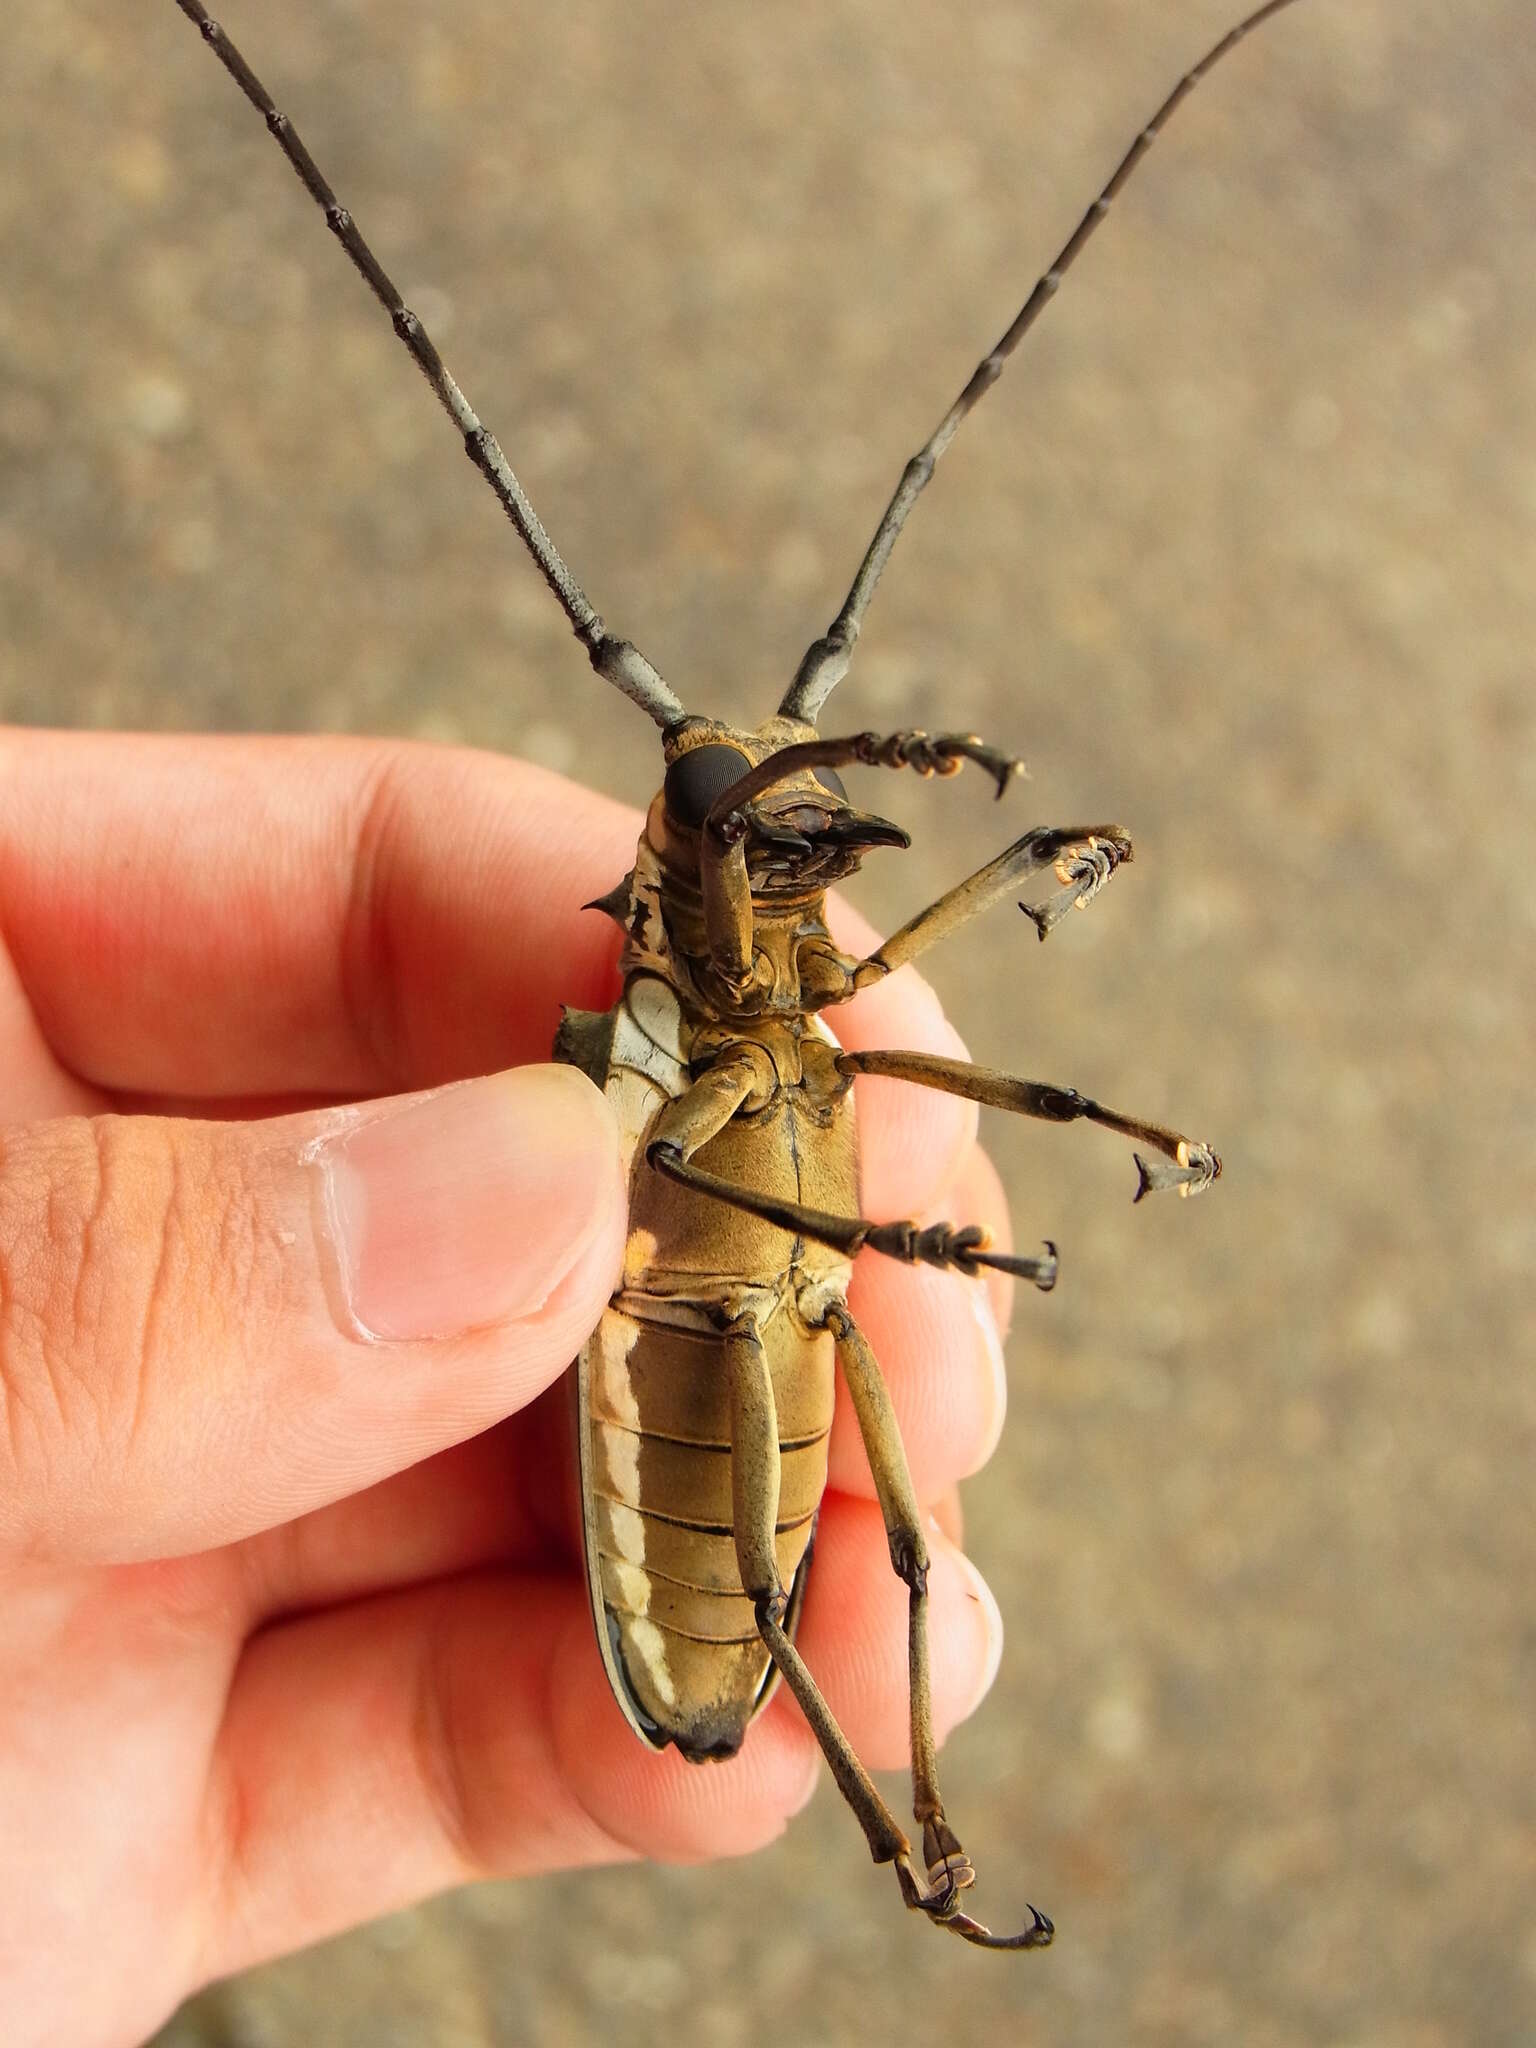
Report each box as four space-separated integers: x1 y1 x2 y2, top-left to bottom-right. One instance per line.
729 1318 1056 1941
809 1298 1053 1951
725 1304 1052 1950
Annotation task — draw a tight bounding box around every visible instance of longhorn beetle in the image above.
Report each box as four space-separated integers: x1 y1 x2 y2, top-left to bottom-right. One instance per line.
171 0 1300 1949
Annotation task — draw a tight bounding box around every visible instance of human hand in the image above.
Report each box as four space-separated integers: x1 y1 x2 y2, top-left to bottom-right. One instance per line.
0 732 1017 2047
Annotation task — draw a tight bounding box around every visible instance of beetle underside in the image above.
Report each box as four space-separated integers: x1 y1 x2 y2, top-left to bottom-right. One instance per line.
555 708 1217 1948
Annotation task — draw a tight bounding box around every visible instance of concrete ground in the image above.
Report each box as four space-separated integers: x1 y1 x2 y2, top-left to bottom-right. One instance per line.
3 3 1532 2044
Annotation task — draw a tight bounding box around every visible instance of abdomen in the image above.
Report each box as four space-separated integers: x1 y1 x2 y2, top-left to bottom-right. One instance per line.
559 973 854 1759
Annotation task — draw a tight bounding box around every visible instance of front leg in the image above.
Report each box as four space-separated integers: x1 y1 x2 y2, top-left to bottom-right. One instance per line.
698 730 1022 982
834 1049 1221 1199
646 1045 769 1159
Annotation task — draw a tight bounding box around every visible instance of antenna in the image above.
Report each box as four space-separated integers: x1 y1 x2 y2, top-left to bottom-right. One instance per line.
780 0 1304 724
172 1 686 730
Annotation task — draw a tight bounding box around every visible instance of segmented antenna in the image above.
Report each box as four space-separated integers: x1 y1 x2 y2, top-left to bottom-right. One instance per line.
172 1 686 730
780 0 1304 725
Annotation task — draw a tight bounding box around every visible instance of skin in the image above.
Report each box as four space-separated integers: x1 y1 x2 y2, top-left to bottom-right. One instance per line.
0 731 1018 2048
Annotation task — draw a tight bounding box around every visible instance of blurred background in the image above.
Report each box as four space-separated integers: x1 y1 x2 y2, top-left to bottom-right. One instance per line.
4 2 1533 2043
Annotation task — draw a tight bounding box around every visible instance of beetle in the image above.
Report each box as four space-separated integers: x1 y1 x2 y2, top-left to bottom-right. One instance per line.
171 0 1301 1949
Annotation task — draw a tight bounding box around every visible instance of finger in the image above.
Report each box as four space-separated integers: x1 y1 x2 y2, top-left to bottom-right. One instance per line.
822 1131 1018 1506
824 899 980 1223
206 1572 820 1980
0 732 636 1100
237 1367 586 1621
0 940 106 1122
773 1493 1003 1771
237 1427 543 1622
0 1066 624 1565
827 1253 1006 1505
950 1140 1018 1338
931 1483 965 1550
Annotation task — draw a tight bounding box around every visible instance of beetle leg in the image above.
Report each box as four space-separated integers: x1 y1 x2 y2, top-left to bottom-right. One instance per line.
704 730 1022 824
849 823 1133 985
699 731 1023 983
834 1050 1221 1200
647 1048 765 1162
647 1143 1058 1286
719 1312 911 1865
723 1307 1024 1940
699 826 756 987
646 1059 1055 1280
802 1300 1054 1950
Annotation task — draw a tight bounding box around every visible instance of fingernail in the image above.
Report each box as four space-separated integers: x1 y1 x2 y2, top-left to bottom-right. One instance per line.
314 1066 619 1341
968 1285 1010 1475
788 1745 823 1818
951 1540 1006 1722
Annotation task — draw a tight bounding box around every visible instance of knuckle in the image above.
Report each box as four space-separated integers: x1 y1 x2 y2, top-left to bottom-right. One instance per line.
411 1597 493 1882
338 747 416 1087
0 1115 282 1539
0 1117 121 1492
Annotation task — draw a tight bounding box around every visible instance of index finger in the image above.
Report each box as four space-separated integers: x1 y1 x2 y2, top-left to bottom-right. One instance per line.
0 732 977 1212
0 730 634 1101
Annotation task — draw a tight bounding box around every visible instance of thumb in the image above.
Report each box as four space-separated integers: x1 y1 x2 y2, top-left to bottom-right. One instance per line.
0 1065 624 1565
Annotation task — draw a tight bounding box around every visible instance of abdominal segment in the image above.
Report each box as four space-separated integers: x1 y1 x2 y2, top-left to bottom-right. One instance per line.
586 1301 834 1759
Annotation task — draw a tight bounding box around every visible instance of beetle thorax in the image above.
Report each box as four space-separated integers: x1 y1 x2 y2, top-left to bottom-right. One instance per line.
630 801 861 1020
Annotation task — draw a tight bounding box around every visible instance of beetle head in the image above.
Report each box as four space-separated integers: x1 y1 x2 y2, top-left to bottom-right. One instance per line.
658 715 908 896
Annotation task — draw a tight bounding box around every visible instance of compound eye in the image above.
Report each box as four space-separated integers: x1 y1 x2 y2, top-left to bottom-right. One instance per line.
813 767 848 802
664 743 753 829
